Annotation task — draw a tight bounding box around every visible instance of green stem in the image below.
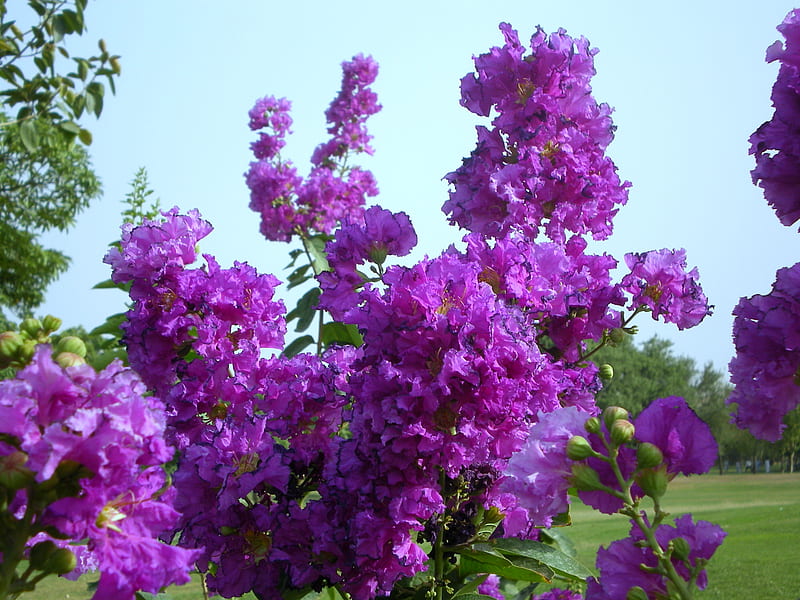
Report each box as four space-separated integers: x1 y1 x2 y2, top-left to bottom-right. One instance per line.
434 469 446 600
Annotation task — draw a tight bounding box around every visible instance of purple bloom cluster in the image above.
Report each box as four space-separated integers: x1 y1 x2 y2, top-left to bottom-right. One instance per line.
444 23 630 243
586 515 726 599
728 262 800 441
750 9 800 227
246 55 381 242
0 347 199 600
621 249 712 330
532 588 583 600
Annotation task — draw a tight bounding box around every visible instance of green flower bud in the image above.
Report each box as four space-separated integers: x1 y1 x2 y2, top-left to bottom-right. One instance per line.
635 465 669 500
44 547 77 575
41 315 63 334
0 331 24 360
566 435 595 460
55 336 87 358
570 463 604 491
0 451 34 490
598 363 614 380
368 245 388 266
55 352 87 368
602 406 629 430
608 328 626 344
18 339 37 363
29 540 59 570
626 586 649 600
584 416 601 435
636 442 664 470
20 317 43 339
670 536 691 562
610 419 635 446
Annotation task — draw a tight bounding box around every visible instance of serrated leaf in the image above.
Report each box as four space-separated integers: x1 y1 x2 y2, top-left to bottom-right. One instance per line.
321 322 363 347
283 335 314 358
19 119 39 151
486 538 592 580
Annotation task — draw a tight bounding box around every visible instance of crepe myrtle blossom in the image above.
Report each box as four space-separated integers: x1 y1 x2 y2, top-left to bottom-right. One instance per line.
0 347 198 600
749 9 800 228
246 55 381 242
576 398 717 514
585 515 726 600
621 248 712 330
444 23 630 243
728 262 800 441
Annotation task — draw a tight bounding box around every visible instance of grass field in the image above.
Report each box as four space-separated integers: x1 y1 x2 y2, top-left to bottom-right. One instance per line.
19 473 800 599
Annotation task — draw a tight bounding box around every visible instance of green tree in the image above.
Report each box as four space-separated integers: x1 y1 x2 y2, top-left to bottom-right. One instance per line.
0 0 120 149
0 114 101 317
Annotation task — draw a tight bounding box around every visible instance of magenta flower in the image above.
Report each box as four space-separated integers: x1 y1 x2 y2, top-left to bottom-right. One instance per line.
635 396 718 476
750 9 800 228
621 248 712 329
728 262 800 441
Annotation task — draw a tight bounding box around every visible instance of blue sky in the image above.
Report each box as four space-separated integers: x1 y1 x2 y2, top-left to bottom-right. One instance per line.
32 0 799 373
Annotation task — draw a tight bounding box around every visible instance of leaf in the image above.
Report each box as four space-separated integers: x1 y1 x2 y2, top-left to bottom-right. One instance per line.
485 538 592 580
321 322 363 347
452 573 488 598
303 235 331 275
458 549 553 583
89 313 127 337
283 335 314 358
91 277 119 289
19 119 39 151
78 127 92 145
538 528 577 559
453 596 504 600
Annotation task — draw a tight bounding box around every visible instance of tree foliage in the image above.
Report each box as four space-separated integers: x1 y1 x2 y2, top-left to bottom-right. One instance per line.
0 0 120 149
0 114 101 316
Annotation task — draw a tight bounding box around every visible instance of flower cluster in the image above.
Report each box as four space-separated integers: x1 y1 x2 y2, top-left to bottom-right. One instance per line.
586 515 726 600
0 346 199 600
730 9 800 442
444 23 630 243
728 262 800 441
749 9 800 228
246 55 381 242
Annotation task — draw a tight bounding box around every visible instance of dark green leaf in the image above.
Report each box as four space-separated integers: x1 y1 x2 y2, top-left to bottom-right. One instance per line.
451 573 488 598
485 537 592 580
458 550 553 583
452 596 503 600
283 335 314 358
78 127 92 145
88 313 126 337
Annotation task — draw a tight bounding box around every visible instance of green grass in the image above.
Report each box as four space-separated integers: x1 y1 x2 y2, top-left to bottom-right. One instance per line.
18 474 800 599
564 473 800 600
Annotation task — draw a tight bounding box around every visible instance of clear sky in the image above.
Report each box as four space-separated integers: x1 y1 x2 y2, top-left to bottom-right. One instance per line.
31 0 799 374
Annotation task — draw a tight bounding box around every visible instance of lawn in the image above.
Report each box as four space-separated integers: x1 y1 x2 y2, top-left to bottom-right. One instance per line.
18 473 800 599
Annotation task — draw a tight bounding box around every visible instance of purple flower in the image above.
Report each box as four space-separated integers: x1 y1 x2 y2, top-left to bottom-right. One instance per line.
728 262 800 440
621 248 712 329
635 396 717 476
750 9 800 228
531 589 583 600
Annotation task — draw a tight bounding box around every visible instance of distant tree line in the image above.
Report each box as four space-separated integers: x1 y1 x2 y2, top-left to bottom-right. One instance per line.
590 335 799 474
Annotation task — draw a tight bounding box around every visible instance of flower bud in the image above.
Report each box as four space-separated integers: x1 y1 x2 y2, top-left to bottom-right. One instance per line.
626 586 649 600
18 339 37 363
55 352 87 368
608 328 626 344
44 547 77 575
636 442 664 470
41 315 62 334
0 451 34 490
610 419 635 446
55 336 87 358
20 317 43 339
368 245 388 266
570 463 604 491
584 416 601 435
0 331 23 360
602 406 629 430
635 465 669 500
566 435 595 460
29 540 59 570
598 363 614 380
670 536 691 562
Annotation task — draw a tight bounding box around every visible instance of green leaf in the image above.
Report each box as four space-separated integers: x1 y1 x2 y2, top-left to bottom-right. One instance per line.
88 313 127 337
286 287 321 333
452 596 503 600
451 574 488 598
58 120 81 135
303 235 331 275
19 119 39 151
321 321 363 347
283 335 315 358
458 549 553 583
91 278 120 289
484 537 592 580
539 528 577 558
78 127 92 145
